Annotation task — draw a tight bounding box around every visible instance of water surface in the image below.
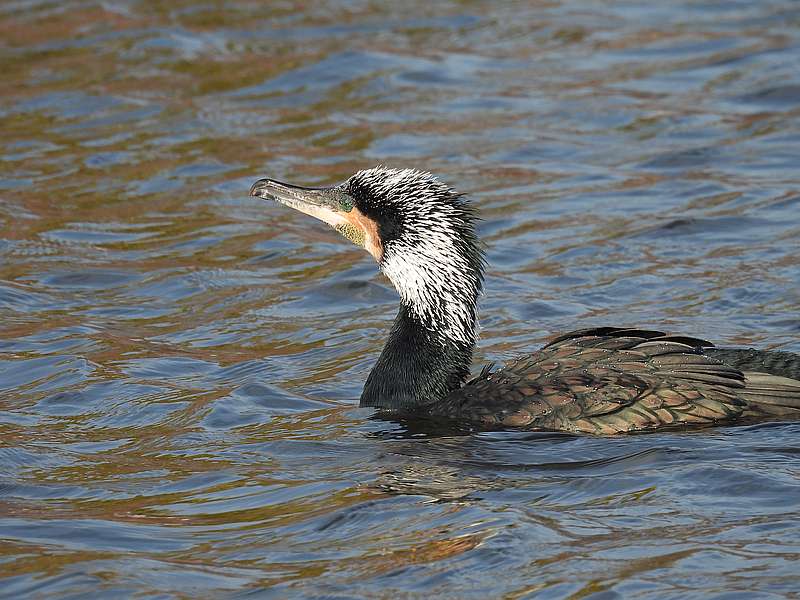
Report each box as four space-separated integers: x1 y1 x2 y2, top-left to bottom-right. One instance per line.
1 1 800 597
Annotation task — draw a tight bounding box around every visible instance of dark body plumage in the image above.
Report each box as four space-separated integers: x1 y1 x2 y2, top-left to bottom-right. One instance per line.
250 167 800 434
431 327 800 434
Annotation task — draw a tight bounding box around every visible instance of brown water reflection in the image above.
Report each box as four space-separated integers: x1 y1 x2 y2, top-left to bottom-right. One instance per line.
2 1 800 598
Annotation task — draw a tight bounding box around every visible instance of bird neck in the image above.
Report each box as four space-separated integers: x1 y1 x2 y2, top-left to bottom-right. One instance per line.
359 214 484 411
359 304 476 411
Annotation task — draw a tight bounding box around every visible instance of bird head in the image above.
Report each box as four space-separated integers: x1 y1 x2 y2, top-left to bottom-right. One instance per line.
250 167 484 342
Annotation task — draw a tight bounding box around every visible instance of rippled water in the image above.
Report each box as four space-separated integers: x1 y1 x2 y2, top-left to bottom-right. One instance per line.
2 1 800 597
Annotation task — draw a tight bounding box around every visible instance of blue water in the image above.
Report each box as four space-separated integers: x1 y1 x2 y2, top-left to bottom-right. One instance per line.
1 1 799 597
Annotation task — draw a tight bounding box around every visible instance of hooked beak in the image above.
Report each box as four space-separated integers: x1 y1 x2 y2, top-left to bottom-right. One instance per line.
249 178 350 229
249 176 384 262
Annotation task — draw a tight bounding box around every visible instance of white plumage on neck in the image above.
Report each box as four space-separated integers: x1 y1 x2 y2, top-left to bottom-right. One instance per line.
380 227 478 346
352 167 481 346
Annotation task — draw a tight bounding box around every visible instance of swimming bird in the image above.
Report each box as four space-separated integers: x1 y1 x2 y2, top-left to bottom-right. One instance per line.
250 167 800 433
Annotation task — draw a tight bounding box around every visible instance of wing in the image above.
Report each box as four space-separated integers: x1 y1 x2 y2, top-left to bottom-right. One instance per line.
432 327 749 434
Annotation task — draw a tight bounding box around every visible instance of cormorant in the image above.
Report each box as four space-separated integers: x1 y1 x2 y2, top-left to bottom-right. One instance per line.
250 167 800 433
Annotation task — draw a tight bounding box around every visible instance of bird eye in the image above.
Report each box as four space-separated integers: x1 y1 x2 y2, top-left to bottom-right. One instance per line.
339 195 354 212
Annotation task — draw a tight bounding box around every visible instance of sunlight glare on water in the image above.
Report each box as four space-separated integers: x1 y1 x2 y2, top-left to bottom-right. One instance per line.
1 1 799 598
